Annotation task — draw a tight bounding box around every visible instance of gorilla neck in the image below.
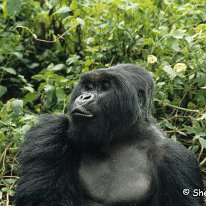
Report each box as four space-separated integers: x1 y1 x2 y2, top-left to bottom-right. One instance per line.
110 120 154 144
70 117 156 155
79 121 157 158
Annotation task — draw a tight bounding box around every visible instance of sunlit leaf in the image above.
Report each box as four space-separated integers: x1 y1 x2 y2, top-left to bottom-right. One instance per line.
77 17 85 28
12 99 23 115
66 55 80 65
163 65 177 79
24 86 34 93
51 64 65 71
1 67 16 75
199 138 206 149
53 6 71 15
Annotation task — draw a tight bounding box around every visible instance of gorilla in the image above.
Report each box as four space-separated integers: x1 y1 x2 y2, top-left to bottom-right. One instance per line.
16 64 203 206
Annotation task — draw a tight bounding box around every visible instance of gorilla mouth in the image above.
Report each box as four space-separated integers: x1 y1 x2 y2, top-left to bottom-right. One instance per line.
71 107 93 118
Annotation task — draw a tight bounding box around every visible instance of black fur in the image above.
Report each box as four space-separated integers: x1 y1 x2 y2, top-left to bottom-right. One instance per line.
16 64 204 206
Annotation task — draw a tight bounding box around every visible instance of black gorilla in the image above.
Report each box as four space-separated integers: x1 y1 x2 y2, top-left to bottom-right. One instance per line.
16 64 203 206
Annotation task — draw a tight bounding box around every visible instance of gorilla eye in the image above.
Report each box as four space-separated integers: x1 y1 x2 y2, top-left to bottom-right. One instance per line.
100 80 111 91
83 81 94 91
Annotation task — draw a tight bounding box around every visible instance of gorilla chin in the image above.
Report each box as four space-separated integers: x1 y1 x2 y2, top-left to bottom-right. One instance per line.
16 64 204 206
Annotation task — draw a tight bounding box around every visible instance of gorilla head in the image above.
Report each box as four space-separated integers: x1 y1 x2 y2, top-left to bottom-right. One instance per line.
68 64 154 151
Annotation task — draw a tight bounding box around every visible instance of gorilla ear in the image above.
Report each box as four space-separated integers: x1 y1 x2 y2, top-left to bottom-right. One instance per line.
137 87 153 121
137 89 146 107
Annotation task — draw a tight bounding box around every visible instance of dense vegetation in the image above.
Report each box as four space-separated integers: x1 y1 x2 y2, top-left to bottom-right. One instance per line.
0 0 206 205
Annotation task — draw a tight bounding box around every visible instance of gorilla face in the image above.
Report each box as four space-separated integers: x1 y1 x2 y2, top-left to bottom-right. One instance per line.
68 64 154 150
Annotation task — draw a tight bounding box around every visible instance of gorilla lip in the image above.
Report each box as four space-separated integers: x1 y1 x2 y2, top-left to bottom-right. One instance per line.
71 107 93 118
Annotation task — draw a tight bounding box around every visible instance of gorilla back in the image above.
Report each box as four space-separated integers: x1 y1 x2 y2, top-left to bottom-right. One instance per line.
16 64 204 206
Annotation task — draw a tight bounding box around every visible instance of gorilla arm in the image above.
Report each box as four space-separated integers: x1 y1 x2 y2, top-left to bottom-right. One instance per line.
156 138 204 206
15 115 82 206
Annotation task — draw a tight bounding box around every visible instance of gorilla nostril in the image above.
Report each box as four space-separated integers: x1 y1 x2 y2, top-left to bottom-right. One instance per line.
76 93 94 105
83 94 92 100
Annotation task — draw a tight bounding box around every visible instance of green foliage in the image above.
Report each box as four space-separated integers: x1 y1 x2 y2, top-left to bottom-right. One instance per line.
0 0 206 205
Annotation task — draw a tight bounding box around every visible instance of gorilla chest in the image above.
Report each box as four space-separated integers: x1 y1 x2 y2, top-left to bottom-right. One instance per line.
78 146 152 204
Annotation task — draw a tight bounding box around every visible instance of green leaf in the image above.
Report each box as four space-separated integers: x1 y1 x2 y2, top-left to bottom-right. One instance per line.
53 6 71 15
165 122 174 129
12 99 23 115
197 72 206 86
86 37 94 44
24 93 40 104
0 133 6 140
77 17 85 28
166 37 180 51
11 52 23 59
28 63 39 69
44 85 54 92
2 187 15 196
199 138 206 149
66 55 80 65
56 87 65 102
44 88 56 108
163 65 177 79
137 38 152 46
32 74 45 81
185 36 193 44
51 64 65 71
183 125 196 134
70 1 78 10
1 67 16 75
198 113 206 120
7 0 22 16
4 178 16 184
192 119 202 133
24 86 34 93
170 29 186 39
0 85 7 97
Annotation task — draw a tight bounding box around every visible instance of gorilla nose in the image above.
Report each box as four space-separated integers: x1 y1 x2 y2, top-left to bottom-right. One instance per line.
75 93 95 105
